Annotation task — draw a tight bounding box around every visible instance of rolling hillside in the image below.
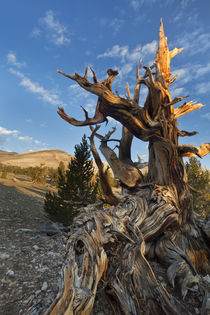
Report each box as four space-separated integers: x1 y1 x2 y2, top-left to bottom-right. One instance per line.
0 149 73 169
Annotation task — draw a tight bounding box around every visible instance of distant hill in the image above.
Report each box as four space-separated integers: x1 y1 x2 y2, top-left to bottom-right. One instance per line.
0 149 73 169
0 149 149 176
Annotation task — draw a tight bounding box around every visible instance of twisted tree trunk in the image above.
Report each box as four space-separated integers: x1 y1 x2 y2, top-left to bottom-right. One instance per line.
45 20 210 314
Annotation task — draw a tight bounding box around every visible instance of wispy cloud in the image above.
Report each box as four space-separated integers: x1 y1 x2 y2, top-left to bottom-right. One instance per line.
69 83 91 100
172 62 210 88
202 112 210 120
32 10 71 46
196 82 210 94
170 87 186 98
7 51 26 68
31 27 41 38
98 40 157 62
128 0 171 10
0 125 47 151
0 126 19 137
18 136 33 142
181 0 197 8
0 126 19 146
98 44 129 61
97 41 157 80
9 67 65 106
174 29 210 56
100 17 124 34
129 0 141 10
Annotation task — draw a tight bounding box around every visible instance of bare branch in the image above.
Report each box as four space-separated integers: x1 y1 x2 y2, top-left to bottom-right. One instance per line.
169 48 183 59
164 96 188 107
126 83 130 99
178 130 198 137
133 60 142 104
169 74 180 85
57 102 107 126
174 101 204 118
84 66 88 80
90 66 98 83
177 143 210 158
115 89 120 97
89 126 119 206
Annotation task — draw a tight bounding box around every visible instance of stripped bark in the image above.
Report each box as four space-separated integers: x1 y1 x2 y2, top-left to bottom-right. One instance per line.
45 20 210 314
89 125 119 206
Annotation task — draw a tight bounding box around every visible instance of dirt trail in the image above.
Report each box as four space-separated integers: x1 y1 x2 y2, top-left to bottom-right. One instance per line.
0 179 66 314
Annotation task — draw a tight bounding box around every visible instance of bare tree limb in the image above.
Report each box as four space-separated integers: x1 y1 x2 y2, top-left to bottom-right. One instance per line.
177 143 210 158
174 101 204 118
89 126 119 206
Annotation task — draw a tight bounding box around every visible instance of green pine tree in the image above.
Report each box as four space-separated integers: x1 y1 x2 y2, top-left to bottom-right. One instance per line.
44 135 98 225
185 157 210 217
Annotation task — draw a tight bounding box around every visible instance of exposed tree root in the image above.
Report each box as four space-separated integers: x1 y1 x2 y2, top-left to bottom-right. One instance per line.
45 187 210 314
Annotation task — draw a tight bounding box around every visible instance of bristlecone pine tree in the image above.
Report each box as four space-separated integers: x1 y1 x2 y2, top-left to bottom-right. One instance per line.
45 21 210 314
185 157 210 217
44 135 98 226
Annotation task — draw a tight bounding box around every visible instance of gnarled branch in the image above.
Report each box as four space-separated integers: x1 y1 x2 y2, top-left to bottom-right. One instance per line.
177 143 210 158
89 126 119 206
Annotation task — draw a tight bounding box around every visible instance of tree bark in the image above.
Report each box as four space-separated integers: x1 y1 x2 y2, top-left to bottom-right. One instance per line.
45 20 210 314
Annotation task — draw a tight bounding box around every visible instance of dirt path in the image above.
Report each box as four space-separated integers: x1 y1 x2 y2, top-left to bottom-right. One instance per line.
0 180 66 314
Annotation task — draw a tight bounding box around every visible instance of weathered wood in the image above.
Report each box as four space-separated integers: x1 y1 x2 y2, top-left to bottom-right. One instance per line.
46 20 210 315
89 125 119 206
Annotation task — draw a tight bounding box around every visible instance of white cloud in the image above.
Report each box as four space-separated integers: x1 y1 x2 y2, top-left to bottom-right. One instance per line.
194 63 210 77
0 126 46 150
98 40 157 64
68 83 90 99
98 45 129 61
0 126 19 136
0 126 19 146
118 62 134 78
130 0 140 10
97 40 157 84
9 68 66 106
100 18 124 34
172 62 210 89
181 0 196 8
170 87 186 97
141 40 157 55
202 112 210 120
174 12 182 22
174 30 210 56
38 10 70 46
7 52 25 68
31 27 41 37
8 68 24 78
196 82 210 94
18 136 33 142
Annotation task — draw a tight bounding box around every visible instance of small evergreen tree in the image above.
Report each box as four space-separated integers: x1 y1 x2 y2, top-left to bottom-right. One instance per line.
44 135 98 225
30 164 47 183
186 157 210 217
1 169 7 179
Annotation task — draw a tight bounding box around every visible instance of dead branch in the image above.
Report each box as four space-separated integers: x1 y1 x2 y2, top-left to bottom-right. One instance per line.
89 126 119 206
177 143 210 158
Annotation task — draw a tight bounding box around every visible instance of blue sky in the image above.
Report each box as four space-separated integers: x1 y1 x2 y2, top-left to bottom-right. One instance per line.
0 0 210 168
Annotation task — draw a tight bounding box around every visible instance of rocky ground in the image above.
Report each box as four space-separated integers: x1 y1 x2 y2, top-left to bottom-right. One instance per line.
0 179 67 315
0 176 209 315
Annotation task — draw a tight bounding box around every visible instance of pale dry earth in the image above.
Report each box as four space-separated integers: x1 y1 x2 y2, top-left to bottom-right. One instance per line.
0 176 66 315
0 175 208 315
0 149 73 169
0 176 112 315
